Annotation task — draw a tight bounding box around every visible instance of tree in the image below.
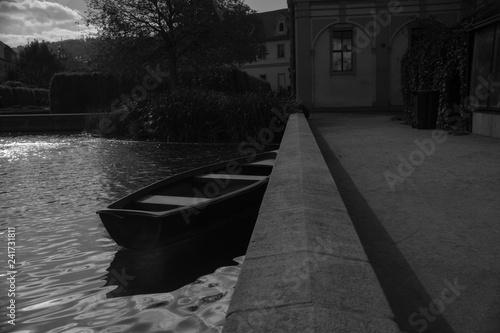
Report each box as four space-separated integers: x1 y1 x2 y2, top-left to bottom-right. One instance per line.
84 0 264 88
15 40 65 88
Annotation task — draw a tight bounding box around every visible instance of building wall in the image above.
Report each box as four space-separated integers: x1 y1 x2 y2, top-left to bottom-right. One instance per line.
0 42 16 81
313 22 375 108
293 0 474 111
240 40 291 91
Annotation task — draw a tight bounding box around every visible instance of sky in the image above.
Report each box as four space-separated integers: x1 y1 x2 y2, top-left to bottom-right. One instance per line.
0 0 288 48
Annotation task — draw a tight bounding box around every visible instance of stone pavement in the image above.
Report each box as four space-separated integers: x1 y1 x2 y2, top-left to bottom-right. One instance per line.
223 113 399 333
309 113 500 333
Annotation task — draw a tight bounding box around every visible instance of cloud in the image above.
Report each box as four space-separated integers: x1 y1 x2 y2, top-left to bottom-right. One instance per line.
0 0 94 47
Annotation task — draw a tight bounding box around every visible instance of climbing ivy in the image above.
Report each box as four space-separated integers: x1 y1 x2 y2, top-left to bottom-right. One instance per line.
400 1 500 128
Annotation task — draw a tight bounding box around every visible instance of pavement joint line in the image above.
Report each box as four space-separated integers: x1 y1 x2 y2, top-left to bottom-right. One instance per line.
244 250 370 264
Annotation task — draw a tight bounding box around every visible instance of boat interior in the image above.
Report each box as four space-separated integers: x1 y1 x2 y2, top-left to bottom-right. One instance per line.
122 157 275 212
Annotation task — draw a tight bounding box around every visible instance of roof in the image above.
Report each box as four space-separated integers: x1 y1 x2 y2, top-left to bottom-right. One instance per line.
255 8 290 41
0 40 17 55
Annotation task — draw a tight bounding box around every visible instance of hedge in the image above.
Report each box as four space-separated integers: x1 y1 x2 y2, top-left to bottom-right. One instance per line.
84 89 299 141
0 85 49 107
180 68 271 94
49 72 135 114
400 2 500 128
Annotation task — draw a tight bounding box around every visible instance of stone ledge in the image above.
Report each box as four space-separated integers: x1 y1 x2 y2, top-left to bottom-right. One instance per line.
222 113 399 332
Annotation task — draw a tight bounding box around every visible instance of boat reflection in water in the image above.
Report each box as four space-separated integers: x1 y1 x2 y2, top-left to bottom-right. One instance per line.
104 211 258 298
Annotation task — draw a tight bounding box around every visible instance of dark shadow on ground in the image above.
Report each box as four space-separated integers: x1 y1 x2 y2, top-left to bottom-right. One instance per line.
310 124 455 333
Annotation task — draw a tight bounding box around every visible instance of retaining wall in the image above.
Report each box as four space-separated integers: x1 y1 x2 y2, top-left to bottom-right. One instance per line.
223 113 399 332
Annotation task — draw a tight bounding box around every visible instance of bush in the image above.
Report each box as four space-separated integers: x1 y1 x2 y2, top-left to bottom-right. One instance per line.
2 81 24 88
180 68 271 94
0 86 48 107
85 106 143 139
0 86 15 107
400 2 500 128
12 87 37 106
139 89 299 142
33 89 49 106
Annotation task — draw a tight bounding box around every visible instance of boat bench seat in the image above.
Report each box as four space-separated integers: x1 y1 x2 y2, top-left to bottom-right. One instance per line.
195 174 267 183
245 159 275 167
136 195 210 206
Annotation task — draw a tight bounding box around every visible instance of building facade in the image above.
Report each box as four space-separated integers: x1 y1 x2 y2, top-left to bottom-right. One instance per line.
468 12 500 138
292 0 480 111
0 41 16 82
240 9 291 91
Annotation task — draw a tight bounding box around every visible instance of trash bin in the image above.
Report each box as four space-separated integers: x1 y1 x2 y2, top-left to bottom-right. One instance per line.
413 90 439 129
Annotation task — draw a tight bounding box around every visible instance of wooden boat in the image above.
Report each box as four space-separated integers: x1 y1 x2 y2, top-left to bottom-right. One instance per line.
97 150 277 250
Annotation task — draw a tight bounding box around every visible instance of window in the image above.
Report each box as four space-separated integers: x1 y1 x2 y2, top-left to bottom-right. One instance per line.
331 30 353 73
259 74 267 81
276 15 287 35
278 73 286 89
277 44 285 58
258 47 267 60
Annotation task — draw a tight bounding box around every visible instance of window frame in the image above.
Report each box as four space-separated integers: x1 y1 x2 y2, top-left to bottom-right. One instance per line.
330 28 356 76
277 73 286 89
277 44 285 59
279 21 285 33
258 47 267 60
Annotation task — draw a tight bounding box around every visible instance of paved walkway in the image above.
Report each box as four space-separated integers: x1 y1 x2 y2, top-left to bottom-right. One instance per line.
309 113 500 333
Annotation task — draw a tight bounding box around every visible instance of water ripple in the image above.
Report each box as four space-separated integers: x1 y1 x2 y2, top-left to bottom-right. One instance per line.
0 135 249 333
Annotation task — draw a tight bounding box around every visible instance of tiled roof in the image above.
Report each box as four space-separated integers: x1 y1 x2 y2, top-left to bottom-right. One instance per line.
256 8 290 41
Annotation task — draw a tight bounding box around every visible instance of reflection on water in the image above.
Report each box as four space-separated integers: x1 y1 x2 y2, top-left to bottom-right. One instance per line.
0 135 260 333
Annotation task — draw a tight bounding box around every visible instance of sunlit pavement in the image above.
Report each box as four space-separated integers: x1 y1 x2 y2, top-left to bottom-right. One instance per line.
309 113 500 333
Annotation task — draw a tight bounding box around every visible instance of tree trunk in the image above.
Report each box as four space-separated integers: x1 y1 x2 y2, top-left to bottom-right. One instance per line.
168 54 179 89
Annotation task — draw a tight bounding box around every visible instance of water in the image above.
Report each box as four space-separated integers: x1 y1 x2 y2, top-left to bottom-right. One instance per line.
0 135 259 333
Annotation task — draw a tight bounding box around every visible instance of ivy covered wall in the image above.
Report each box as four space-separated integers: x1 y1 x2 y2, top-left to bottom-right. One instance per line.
400 1 500 129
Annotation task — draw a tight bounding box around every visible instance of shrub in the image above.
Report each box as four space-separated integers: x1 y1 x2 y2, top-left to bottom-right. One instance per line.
0 85 49 107
12 87 36 106
140 89 299 143
2 81 24 88
0 86 15 107
180 68 271 94
85 106 143 139
33 89 49 106
400 2 500 128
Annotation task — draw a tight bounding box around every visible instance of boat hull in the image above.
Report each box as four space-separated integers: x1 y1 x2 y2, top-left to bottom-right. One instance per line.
99 181 268 249
97 151 276 250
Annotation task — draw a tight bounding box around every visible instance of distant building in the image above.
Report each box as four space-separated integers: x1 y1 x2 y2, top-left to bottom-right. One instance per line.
0 41 17 81
290 0 481 111
240 9 291 91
